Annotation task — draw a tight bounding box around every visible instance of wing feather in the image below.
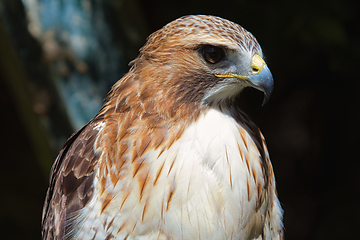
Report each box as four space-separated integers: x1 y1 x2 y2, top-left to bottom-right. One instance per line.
42 121 101 239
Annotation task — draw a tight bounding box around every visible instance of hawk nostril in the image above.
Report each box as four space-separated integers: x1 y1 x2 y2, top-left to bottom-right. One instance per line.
252 66 260 73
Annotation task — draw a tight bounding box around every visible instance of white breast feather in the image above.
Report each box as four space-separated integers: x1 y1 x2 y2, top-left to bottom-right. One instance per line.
71 109 278 240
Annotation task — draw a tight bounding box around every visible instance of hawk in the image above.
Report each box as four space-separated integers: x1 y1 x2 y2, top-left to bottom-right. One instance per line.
42 15 283 240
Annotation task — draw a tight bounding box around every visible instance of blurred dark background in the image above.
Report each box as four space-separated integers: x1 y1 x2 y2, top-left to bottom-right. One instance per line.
0 0 359 239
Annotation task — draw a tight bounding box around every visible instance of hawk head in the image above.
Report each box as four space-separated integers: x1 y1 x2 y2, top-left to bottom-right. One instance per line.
130 15 273 111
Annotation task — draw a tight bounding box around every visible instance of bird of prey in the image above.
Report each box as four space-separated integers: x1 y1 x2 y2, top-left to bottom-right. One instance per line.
42 15 283 240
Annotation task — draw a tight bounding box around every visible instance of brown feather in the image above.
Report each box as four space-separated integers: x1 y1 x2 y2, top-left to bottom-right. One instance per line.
41 122 101 239
42 15 282 239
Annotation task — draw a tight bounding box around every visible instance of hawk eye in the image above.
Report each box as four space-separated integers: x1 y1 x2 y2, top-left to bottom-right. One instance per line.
202 45 224 64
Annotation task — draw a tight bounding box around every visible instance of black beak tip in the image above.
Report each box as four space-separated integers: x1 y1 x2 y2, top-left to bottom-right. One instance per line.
262 91 271 106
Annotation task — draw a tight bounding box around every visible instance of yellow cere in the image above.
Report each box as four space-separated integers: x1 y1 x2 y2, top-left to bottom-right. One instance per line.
251 54 266 75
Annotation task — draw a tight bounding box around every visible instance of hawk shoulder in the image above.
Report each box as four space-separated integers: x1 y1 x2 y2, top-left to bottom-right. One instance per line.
42 120 102 239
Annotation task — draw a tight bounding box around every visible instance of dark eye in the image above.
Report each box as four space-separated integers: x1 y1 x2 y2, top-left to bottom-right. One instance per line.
202 45 224 64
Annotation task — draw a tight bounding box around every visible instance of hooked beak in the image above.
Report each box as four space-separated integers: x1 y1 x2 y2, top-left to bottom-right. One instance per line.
215 54 274 105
